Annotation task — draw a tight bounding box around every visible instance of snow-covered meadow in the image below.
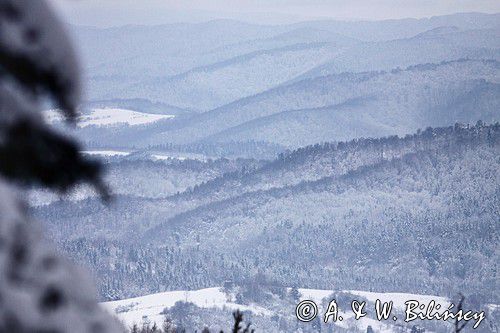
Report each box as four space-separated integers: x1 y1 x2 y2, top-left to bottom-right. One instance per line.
102 287 455 332
44 108 175 127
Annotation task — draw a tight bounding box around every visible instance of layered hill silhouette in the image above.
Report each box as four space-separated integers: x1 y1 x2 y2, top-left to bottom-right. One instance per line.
37 123 500 300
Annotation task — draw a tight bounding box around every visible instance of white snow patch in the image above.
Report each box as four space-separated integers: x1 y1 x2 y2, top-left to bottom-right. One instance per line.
151 152 208 161
82 150 130 157
44 108 175 127
152 154 187 161
101 287 271 327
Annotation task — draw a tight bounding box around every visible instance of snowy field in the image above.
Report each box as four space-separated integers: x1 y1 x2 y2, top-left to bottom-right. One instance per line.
44 108 175 127
101 287 271 327
82 150 131 157
101 287 452 331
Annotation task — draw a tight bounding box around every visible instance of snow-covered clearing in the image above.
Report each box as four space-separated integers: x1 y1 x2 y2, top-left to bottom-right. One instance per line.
102 287 453 330
44 108 175 127
101 287 271 327
82 150 131 156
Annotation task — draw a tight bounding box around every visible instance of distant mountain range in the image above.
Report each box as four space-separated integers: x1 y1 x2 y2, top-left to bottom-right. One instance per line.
65 59 499 152
73 13 500 111
47 13 499 157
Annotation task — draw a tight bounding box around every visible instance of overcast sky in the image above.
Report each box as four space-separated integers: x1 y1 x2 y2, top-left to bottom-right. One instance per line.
48 0 500 27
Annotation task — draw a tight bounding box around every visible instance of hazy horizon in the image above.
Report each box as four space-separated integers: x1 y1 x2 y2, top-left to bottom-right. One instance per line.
48 0 500 27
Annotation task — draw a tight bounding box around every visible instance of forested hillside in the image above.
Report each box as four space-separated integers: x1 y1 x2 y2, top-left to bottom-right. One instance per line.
30 157 262 205
35 123 499 302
